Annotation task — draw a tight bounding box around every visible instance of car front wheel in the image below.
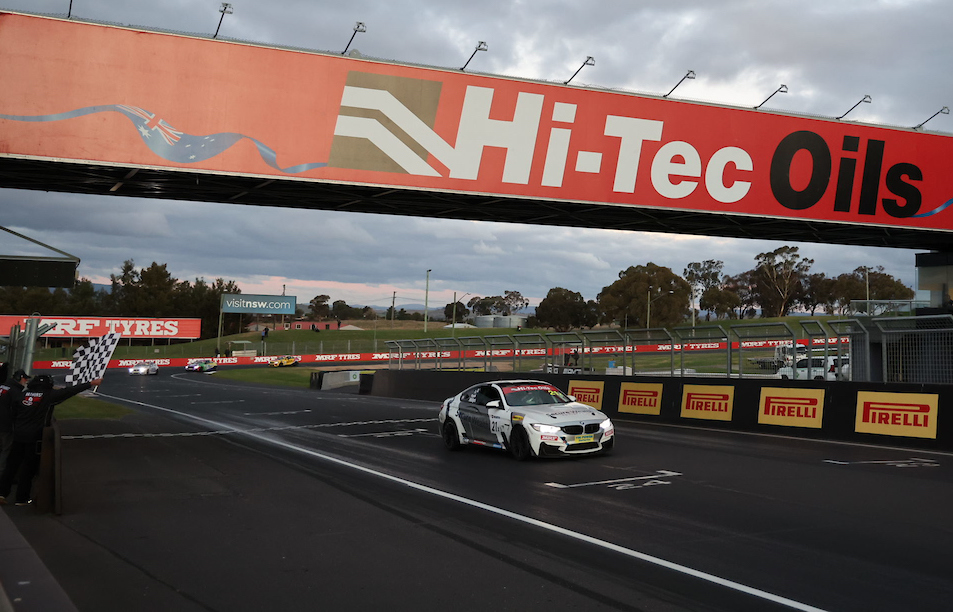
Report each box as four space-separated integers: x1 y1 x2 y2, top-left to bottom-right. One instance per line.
442 420 461 451
509 426 532 461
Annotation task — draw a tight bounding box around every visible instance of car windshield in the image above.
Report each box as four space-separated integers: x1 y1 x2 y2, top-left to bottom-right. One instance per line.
501 383 572 406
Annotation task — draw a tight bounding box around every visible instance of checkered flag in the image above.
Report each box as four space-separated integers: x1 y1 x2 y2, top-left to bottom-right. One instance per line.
65 332 122 385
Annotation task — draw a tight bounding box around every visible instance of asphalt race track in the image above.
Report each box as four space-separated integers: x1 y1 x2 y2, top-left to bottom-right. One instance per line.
16 370 953 611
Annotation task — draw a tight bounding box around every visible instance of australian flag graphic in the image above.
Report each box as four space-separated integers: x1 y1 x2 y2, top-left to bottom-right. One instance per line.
0 105 327 174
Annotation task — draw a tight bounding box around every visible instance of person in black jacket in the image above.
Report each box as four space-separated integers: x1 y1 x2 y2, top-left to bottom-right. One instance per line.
0 374 102 506
0 369 31 476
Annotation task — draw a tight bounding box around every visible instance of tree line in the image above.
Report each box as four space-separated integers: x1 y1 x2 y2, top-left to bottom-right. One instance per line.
0 260 243 339
1 248 915 338
532 246 913 331
309 247 912 332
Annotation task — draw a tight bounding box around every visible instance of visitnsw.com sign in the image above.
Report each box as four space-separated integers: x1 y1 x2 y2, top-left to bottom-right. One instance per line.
221 294 296 315
1 12 952 235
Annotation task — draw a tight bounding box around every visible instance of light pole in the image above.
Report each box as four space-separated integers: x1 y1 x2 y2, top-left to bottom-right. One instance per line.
424 269 432 333
754 84 788 109
690 287 696 329
647 289 674 329
664 70 695 97
461 41 488 71
451 292 471 337
213 3 232 39
565 56 594 84
865 267 870 313
837 94 871 120
343 22 366 55
915 106 950 130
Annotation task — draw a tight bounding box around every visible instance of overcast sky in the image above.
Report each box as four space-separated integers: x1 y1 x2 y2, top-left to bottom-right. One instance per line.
1 0 950 310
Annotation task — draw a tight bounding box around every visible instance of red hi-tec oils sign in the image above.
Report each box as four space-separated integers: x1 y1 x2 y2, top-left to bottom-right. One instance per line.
0 12 951 235
332 72 953 230
855 391 938 439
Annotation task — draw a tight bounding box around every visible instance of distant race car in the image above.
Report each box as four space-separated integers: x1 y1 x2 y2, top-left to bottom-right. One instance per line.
128 361 159 376
185 359 217 373
269 355 298 367
438 379 614 460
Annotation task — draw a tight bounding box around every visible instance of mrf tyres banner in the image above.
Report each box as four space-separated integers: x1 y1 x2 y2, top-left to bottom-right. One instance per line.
1 12 951 237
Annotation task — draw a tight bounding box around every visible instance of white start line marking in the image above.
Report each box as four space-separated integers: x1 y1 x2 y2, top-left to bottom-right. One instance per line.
546 470 683 489
823 457 939 468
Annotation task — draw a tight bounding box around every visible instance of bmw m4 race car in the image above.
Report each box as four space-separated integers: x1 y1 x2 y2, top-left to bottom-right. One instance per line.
185 359 217 373
438 380 614 460
128 361 159 375
269 355 298 367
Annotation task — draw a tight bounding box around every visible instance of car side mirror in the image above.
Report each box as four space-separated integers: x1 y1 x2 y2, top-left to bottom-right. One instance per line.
486 400 501 409
567 395 577 402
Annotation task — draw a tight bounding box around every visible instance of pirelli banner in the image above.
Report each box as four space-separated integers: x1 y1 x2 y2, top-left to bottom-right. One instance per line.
1 11 953 236
623 379 945 447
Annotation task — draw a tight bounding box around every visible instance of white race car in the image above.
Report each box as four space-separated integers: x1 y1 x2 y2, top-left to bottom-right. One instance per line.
438 379 614 460
128 361 159 375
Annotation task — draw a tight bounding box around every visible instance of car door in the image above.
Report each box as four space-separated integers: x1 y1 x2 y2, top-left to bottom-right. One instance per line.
457 385 498 442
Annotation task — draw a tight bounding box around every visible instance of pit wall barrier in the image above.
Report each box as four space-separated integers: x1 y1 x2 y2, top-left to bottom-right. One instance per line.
368 370 953 451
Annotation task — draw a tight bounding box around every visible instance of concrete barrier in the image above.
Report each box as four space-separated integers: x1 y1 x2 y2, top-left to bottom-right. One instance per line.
318 370 361 391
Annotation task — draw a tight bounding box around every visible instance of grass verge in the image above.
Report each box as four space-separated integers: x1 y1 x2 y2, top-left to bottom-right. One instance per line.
55 394 134 420
211 366 316 388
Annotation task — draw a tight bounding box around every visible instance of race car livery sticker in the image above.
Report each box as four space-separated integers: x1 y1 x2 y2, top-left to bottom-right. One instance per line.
618 382 663 415
490 414 504 434
502 384 559 394
758 387 825 428
511 413 524 422
546 408 600 418
568 380 604 410
680 385 735 421
855 391 938 439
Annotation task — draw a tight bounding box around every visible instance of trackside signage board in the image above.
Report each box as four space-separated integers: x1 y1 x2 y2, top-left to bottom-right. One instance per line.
0 315 200 339
221 294 296 315
758 387 825 429
568 380 604 410
618 382 664 416
1 13 952 235
855 391 938 439
681 384 734 421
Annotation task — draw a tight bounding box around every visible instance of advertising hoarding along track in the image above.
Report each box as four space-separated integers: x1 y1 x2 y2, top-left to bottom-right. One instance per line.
220 294 296 315
0 315 201 339
0 12 952 249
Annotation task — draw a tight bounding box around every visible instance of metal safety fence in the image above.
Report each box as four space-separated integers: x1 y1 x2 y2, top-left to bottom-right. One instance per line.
873 315 953 384
380 314 953 385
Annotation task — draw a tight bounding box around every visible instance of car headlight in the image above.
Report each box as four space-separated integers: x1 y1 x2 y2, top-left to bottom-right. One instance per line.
530 423 561 434
599 419 613 430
